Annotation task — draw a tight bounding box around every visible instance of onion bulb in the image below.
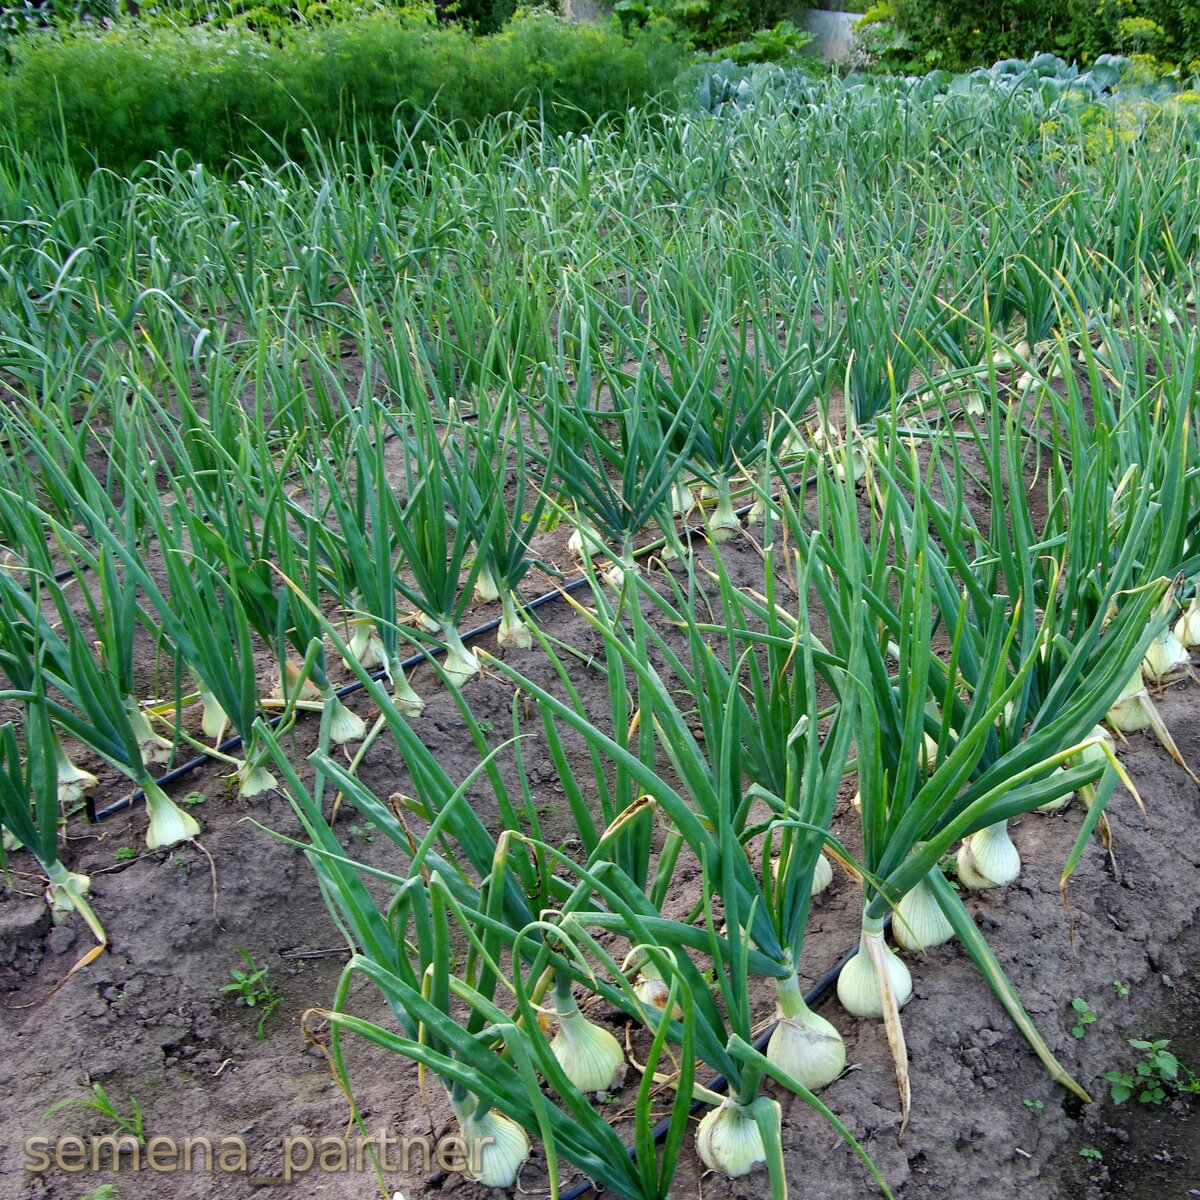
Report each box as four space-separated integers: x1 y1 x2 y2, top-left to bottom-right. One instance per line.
497 594 532 650
632 960 682 1020
451 1097 530 1188
54 745 98 805
893 876 955 951
198 687 228 742
707 484 742 541
769 850 833 897
568 522 603 560
127 699 173 765
472 561 501 604
837 935 913 1018
234 754 277 798
325 695 366 744
833 444 868 483
437 626 480 688
1143 629 1191 682
143 779 201 849
1072 725 1115 769
45 867 93 925
1107 668 1151 733
696 1099 768 1178
549 991 626 1094
956 820 1020 889
767 973 844 1089
346 622 387 673
671 479 695 516
811 851 834 896
1174 596 1200 648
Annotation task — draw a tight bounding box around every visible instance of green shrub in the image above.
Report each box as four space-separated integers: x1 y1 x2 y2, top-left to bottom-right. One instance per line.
856 0 1200 74
0 0 115 65
0 10 687 170
613 0 787 54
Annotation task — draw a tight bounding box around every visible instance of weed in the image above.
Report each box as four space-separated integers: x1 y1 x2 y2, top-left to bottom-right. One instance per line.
221 947 283 1039
1069 997 1097 1038
1103 1037 1200 1105
1022 1098 1045 1112
78 1186 120 1200
1079 1147 1103 1162
41 1083 145 1143
113 847 137 862
1112 980 1129 998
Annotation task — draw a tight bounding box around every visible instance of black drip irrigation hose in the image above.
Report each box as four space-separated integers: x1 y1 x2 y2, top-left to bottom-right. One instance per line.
546 936 870 1200
87 472 820 823
88 469 820 823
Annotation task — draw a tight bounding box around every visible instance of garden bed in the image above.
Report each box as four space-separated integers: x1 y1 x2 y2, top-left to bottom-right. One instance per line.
2 542 1198 1199
2 54 1200 1200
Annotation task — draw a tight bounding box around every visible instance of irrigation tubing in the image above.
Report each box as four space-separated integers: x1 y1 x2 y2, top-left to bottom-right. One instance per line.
87 571 592 822
88 471 818 823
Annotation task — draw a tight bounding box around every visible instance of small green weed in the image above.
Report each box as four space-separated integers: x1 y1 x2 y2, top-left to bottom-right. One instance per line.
1079 1147 1103 1162
1112 980 1129 998
113 847 137 862
41 1083 145 1143
221 947 283 1039
1022 1097 1044 1112
78 1185 120 1200
1103 1038 1200 1105
1069 997 1096 1038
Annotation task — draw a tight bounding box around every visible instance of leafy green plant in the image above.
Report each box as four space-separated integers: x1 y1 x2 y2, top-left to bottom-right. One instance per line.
709 20 813 65
1070 997 1097 1039
0 11 686 172
1079 1146 1103 1162
1103 1038 1200 1104
220 947 284 1039
863 0 1196 73
77 1185 120 1200
614 0 787 52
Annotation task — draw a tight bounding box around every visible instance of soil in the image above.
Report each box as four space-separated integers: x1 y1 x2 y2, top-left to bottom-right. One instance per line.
2 519 1199 1200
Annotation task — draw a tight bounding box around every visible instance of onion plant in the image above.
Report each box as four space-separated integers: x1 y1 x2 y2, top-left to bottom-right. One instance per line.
0 700 106 975
0 569 200 849
783 444 1170 1122
480 574 891 1195
311 399 427 713
383 392 496 686
252 588 891 1198
531 314 697 575
446 390 557 650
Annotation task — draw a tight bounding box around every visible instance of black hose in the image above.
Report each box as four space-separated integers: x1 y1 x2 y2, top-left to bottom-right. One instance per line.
87 573 594 821
90 472 815 823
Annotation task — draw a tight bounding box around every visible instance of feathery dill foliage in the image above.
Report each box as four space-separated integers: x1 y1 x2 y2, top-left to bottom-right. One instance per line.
0 9 686 171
